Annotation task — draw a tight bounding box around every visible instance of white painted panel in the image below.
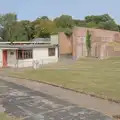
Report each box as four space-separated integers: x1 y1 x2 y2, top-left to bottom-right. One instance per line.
0 49 3 67
33 47 58 65
17 59 33 68
7 50 17 67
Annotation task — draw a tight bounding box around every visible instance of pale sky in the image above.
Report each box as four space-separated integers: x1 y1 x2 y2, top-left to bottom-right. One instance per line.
0 0 120 24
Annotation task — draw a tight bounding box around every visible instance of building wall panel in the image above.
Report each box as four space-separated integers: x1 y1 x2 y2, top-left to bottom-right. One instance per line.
0 49 3 67
33 47 58 65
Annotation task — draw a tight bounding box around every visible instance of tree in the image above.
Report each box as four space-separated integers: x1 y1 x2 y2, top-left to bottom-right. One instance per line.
33 18 56 38
118 25 120 32
21 20 34 40
98 21 119 31
85 14 119 31
86 30 91 57
0 13 119 42
10 22 28 42
39 16 49 20
86 22 97 28
54 15 74 28
0 24 3 40
73 20 86 27
85 14 113 24
0 13 17 41
64 28 73 37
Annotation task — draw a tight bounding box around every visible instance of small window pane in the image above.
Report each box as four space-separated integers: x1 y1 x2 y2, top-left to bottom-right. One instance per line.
48 48 55 56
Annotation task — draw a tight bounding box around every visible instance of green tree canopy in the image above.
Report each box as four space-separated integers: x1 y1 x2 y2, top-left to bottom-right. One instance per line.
118 25 120 32
33 18 56 38
54 15 74 28
73 20 86 27
38 16 49 20
10 22 28 42
0 13 17 26
85 14 119 31
0 13 17 41
21 20 34 40
85 14 113 23
0 13 120 42
0 25 3 39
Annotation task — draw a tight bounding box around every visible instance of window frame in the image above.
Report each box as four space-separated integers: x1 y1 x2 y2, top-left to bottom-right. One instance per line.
48 48 55 57
17 49 33 60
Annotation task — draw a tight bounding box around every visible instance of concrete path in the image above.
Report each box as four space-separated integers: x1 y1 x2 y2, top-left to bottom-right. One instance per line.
0 77 113 120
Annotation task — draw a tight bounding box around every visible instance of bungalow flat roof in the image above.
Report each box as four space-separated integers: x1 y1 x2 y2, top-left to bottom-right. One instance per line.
0 41 51 44
0 44 58 49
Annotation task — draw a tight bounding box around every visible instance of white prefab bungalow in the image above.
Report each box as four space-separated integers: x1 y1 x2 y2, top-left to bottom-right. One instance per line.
0 42 58 68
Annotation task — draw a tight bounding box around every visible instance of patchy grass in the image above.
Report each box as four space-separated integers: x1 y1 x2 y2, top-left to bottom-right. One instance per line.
0 113 20 120
11 57 120 102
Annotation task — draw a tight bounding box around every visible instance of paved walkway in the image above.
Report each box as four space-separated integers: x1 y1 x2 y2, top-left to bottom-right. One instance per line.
0 76 119 119
0 78 112 120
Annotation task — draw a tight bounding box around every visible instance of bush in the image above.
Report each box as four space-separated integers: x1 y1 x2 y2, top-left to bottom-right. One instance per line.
64 28 72 37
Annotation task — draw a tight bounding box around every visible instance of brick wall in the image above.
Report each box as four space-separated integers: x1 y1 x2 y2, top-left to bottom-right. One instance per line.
72 27 120 59
58 27 120 59
58 32 73 55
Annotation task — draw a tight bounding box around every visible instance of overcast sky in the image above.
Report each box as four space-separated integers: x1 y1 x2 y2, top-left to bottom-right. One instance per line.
0 0 120 24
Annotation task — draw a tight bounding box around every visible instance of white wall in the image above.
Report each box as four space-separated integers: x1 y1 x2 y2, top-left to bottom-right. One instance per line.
17 59 33 68
33 47 58 65
7 50 33 68
0 49 3 67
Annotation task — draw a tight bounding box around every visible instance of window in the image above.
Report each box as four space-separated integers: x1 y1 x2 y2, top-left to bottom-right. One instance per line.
17 50 33 59
18 50 22 59
48 48 55 56
24 50 33 59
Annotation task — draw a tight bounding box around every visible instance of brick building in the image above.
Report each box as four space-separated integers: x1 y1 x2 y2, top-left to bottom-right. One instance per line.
59 27 120 59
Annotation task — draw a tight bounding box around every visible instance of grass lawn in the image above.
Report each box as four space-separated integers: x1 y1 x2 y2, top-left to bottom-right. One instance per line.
0 113 20 120
11 57 120 102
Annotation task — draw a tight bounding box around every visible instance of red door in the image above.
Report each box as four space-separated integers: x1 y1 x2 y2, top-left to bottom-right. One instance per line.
3 50 7 67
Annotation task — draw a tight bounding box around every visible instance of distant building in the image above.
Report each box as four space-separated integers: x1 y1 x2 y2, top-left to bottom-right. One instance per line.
59 27 120 59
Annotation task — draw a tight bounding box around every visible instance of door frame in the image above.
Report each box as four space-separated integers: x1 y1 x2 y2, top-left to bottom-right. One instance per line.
3 50 8 67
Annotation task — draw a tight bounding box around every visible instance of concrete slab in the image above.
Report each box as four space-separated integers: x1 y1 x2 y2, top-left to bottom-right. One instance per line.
0 80 112 120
